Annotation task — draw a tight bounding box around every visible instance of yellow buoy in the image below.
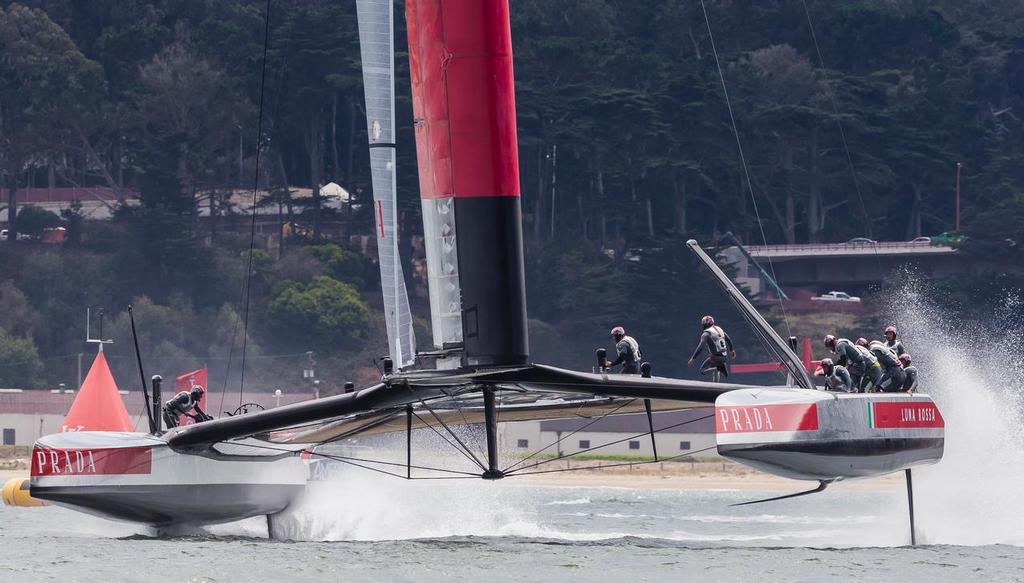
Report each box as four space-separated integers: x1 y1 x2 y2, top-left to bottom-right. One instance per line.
2 478 47 507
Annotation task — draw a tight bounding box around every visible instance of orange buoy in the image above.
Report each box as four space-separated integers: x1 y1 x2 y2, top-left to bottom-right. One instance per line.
2 478 47 507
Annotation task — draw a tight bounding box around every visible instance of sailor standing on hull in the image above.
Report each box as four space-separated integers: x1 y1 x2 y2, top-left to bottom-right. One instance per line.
824 335 881 392
884 325 906 356
606 326 642 374
163 386 213 429
688 315 736 380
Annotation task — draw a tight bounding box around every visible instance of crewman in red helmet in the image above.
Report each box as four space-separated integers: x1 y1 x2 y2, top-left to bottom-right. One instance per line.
607 326 642 374
884 325 906 356
688 315 735 380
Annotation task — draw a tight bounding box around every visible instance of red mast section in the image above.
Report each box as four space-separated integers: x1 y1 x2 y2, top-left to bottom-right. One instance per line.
406 0 528 365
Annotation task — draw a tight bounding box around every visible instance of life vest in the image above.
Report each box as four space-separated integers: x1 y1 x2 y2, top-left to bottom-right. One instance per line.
706 326 729 356
619 336 642 362
869 342 899 368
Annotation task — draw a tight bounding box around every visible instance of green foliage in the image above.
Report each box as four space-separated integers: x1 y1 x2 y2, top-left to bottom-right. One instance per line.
309 243 367 286
266 276 370 352
0 327 43 388
14 205 61 237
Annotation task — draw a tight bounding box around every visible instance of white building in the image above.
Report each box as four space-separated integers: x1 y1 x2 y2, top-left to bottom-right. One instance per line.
500 408 719 459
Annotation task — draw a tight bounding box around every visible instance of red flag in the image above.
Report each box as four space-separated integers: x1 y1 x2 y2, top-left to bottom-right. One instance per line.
174 367 208 426
63 352 134 432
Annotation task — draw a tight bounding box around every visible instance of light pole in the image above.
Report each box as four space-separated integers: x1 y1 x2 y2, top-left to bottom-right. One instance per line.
955 162 962 231
237 124 244 189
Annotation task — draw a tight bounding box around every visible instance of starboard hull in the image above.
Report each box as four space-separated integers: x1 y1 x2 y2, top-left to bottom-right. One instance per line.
715 389 944 481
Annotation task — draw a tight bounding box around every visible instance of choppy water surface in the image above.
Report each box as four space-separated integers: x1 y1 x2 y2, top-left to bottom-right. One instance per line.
2 481 1023 582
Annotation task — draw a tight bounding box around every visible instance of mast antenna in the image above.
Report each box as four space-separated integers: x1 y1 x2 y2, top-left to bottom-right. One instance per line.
85 308 114 353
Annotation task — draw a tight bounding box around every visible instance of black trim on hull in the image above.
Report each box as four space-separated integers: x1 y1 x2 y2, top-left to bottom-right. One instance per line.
32 484 303 526
454 196 529 366
719 438 944 480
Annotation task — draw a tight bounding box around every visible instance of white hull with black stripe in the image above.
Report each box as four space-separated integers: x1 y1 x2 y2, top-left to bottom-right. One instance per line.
30 432 308 526
715 388 944 482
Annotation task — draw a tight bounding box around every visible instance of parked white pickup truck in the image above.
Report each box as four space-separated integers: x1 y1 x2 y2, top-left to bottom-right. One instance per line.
811 290 861 302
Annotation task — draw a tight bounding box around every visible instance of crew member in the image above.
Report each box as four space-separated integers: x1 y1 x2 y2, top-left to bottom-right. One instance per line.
816 357 854 392
869 340 906 392
824 335 880 391
884 325 906 356
688 315 736 379
607 326 642 374
163 385 213 429
899 353 918 392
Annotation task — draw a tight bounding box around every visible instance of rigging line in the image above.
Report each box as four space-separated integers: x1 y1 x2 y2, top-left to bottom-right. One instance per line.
237 0 274 410
309 452 482 477
211 439 482 477
699 0 793 340
800 0 888 303
404 386 488 471
411 409 487 472
501 398 638 474
800 0 873 241
219 0 273 417
505 444 716 477
505 413 715 476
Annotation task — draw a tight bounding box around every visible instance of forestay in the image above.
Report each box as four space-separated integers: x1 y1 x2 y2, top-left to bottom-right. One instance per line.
357 0 416 367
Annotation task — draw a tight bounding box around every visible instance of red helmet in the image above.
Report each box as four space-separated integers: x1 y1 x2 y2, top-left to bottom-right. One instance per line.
899 353 912 366
885 325 897 339
610 326 625 339
855 337 869 347
820 357 834 374
701 315 715 329
823 334 837 350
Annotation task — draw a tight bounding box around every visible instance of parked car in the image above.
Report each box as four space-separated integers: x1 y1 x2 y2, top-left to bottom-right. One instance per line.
811 290 861 302
846 237 877 245
908 236 931 244
931 231 967 246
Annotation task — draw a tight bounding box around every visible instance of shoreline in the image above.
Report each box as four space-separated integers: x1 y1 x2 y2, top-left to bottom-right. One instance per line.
0 459 904 493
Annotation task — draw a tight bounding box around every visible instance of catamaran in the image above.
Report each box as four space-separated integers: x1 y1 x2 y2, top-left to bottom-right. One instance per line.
23 0 942 543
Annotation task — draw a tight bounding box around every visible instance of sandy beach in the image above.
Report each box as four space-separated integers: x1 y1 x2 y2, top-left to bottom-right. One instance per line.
1 458 903 494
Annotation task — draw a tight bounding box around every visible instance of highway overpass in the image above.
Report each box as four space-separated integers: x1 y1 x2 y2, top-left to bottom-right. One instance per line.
720 241 967 295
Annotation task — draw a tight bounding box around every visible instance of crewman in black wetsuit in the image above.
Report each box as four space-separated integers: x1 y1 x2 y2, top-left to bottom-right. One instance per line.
163 386 213 429
884 325 906 356
606 326 642 374
824 335 881 392
816 357 854 392
899 353 918 393
688 315 736 379
869 340 906 392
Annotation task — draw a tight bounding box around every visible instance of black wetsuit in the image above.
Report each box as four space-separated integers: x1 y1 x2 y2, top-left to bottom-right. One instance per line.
163 390 212 429
609 336 642 374
690 326 733 378
834 339 879 391
824 365 854 392
901 365 918 392
870 342 906 392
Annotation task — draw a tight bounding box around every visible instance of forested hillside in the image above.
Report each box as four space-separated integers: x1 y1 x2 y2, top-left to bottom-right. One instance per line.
0 1 1021 394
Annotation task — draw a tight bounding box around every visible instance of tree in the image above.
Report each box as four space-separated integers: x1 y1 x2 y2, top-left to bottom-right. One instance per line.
0 4 103 240
266 276 370 352
0 326 43 388
14 205 61 238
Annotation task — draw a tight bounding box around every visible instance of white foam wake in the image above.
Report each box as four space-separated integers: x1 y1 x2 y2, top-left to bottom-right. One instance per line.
889 286 1024 545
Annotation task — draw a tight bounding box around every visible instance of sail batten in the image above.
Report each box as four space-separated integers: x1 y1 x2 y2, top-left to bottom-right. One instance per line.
357 0 416 367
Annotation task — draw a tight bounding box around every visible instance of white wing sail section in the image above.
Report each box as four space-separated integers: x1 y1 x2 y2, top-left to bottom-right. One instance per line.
357 0 416 367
